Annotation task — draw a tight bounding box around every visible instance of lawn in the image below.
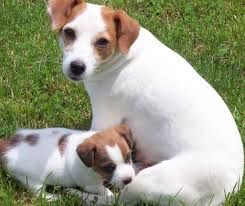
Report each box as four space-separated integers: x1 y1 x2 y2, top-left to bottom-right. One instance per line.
0 0 244 205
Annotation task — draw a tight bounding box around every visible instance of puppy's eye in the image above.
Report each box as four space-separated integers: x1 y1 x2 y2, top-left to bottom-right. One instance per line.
103 163 116 173
63 28 76 40
125 153 132 164
95 38 109 48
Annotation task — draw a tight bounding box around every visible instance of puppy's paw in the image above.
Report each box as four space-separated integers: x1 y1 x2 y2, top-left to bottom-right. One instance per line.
104 188 113 196
65 188 80 195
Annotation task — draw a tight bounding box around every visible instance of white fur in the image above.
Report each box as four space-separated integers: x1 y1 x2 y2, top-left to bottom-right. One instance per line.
57 3 243 206
106 145 135 188
2 128 134 201
106 144 123 163
61 4 105 81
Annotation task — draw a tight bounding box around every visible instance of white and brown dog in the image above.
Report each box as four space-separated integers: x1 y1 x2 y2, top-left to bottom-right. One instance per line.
48 0 244 205
0 125 135 201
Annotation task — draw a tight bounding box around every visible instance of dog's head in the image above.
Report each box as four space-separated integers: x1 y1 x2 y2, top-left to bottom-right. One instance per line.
76 124 135 189
48 0 140 81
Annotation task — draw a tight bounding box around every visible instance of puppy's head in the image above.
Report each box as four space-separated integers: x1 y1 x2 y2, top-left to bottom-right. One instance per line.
48 0 140 81
76 124 135 189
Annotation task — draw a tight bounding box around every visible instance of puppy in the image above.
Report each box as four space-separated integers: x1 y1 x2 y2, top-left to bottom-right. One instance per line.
0 124 135 201
47 0 243 205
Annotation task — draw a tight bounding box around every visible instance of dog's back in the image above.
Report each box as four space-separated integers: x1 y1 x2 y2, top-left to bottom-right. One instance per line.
1 128 83 186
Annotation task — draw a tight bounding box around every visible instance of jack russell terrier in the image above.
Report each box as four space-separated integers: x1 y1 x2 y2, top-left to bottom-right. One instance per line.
47 0 244 205
0 124 135 201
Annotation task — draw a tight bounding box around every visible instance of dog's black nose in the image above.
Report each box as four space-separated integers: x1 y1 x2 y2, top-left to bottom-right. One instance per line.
70 61 86 76
123 177 132 185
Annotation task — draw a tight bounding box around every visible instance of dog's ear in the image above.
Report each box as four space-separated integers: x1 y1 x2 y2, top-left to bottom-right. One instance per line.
114 10 140 54
48 0 84 31
115 124 135 149
76 139 96 167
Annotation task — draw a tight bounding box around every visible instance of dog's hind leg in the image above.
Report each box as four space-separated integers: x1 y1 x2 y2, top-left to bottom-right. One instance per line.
121 152 238 206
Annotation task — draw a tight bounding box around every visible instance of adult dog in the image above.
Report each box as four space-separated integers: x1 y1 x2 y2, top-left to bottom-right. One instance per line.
48 0 243 205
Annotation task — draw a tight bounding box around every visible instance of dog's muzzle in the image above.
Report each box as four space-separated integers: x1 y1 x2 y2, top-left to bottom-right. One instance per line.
69 61 86 79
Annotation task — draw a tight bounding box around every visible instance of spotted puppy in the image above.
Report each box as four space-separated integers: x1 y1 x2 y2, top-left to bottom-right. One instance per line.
0 124 135 201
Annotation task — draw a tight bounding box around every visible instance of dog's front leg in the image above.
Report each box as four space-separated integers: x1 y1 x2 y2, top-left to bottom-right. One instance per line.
84 185 113 196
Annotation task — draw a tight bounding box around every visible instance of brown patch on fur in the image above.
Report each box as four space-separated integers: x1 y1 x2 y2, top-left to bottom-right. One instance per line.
76 124 133 180
58 134 70 156
94 7 118 61
62 28 76 47
78 137 114 181
114 124 134 150
25 134 39 146
93 32 117 61
114 10 140 54
93 160 113 182
0 134 23 164
9 134 22 147
100 7 140 55
0 139 10 165
61 3 87 47
92 124 132 160
48 0 86 31
0 139 9 156
66 2 87 24
76 138 96 167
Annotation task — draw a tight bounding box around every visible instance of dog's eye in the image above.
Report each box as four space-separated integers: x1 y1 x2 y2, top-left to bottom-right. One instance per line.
103 163 116 173
95 38 109 48
63 28 76 40
125 153 132 164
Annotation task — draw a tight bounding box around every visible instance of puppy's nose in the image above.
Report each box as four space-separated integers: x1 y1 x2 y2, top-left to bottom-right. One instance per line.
123 177 132 185
70 61 86 76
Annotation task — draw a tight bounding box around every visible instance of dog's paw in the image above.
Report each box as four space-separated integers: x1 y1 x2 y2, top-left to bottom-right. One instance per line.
65 188 113 205
104 188 113 196
65 189 95 204
65 188 79 195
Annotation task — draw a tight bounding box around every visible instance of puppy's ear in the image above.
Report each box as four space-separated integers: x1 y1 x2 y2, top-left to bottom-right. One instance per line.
76 139 96 167
48 0 84 31
116 124 134 149
114 10 140 54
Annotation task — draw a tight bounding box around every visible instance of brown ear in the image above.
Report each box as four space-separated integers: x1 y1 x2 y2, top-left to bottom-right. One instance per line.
116 124 135 149
114 10 140 54
76 139 96 167
48 0 84 31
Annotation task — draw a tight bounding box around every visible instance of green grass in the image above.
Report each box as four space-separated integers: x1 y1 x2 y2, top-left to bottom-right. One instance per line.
0 0 244 205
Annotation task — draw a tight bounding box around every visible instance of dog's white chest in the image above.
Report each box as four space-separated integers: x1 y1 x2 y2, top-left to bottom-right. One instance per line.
85 28 243 164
